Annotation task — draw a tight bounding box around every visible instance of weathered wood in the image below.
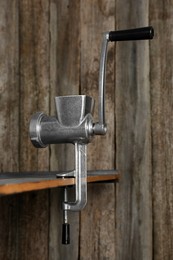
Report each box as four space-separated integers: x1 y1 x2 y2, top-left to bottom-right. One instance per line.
19 0 49 171
49 1 81 259
150 2 173 259
17 1 50 259
0 196 20 260
0 1 19 259
115 1 152 260
0 1 172 259
0 1 19 172
80 0 116 259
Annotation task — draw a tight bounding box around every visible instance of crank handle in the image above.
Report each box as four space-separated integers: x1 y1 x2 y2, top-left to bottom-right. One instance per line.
96 26 154 135
109 26 154 42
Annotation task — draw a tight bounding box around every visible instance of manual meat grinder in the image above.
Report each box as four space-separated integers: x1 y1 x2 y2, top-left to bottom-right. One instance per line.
29 26 154 244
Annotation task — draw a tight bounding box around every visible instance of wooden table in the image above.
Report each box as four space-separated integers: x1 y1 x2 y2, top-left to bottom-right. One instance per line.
0 170 119 196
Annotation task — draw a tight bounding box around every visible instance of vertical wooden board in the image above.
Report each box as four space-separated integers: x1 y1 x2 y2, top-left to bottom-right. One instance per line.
150 2 173 259
17 191 49 260
80 1 116 259
80 183 116 260
19 0 49 171
0 0 19 172
49 0 80 171
0 1 20 259
17 1 50 259
115 1 152 260
0 196 20 260
49 1 80 259
80 0 115 186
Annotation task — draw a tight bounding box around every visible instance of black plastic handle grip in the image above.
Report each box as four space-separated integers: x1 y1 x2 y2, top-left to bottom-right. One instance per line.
62 223 70 245
109 26 154 42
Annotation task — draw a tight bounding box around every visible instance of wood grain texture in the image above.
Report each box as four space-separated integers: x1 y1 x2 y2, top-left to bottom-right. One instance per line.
0 1 19 259
17 1 50 259
0 1 172 259
49 1 81 259
150 2 173 259
19 0 50 171
80 0 116 259
115 1 152 259
0 0 19 173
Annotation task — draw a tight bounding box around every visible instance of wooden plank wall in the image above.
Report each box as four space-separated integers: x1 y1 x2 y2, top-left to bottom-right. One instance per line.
80 1 116 259
150 2 173 259
0 0 173 260
115 1 152 259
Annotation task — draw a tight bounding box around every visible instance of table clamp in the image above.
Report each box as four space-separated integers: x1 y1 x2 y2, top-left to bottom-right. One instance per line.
29 26 154 244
